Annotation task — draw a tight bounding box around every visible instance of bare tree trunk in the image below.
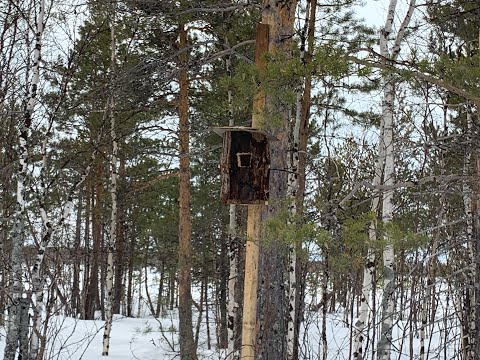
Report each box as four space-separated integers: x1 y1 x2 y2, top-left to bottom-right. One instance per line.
136 268 142 318
227 203 239 359
169 269 176 311
72 190 83 317
144 253 156 316
353 65 387 359
461 110 475 360
205 277 211 350
225 36 239 358
126 228 135 317
377 0 415 360
85 155 103 320
377 76 395 360
292 2 316 357
177 23 197 360
113 156 126 315
156 262 165 317
321 251 329 360
195 278 205 348
376 2 415 360
82 182 91 320
256 2 297 359
102 7 117 354
286 1 316 356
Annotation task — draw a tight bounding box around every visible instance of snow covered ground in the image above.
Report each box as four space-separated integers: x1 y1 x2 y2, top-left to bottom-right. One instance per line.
0 311 220 360
0 277 461 359
0 307 460 359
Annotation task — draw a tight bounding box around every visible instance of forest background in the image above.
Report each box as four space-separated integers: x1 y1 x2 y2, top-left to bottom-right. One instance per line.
0 0 479 359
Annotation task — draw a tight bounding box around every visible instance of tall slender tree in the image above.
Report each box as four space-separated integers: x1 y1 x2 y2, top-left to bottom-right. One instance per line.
102 1 117 354
177 22 197 360
377 2 416 359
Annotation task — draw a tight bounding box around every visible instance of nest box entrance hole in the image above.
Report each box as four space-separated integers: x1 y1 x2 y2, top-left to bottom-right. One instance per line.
237 152 252 168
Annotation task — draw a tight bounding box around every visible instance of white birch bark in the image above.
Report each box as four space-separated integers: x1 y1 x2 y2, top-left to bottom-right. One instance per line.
353 120 385 360
4 2 44 359
377 78 395 360
28 113 100 358
354 0 417 355
286 2 314 357
224 37 240 360
377 2 416 360
286 91 300 360
8 2 102 355
103 8 117 355
227 203 238 360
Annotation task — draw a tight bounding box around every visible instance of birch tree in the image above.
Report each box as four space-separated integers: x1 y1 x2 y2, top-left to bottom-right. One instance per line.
4 2 99 358
286 1 317 358
4 1 44 358
102 3 117 355
352 1 416 359
225 35 239 360
377 2 416 359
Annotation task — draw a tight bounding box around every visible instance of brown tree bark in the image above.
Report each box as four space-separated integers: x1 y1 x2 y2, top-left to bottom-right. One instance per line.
177 23 197 360
82 180 91 320
126 225 135 318
256 1 297 359
113 156 126 315
85 155 103 320
72 189 83 317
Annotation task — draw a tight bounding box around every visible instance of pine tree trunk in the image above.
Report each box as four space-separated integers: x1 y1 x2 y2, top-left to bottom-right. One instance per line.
82 182 91 320
114 156 126 315
177 23 197 360
256 2 297 359
169 269 176 311
126 227 135 317
72 189 83 317
85 156 103 320
156 262 165 317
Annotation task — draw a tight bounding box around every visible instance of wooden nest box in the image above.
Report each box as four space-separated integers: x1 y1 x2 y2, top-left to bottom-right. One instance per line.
213 126 277 205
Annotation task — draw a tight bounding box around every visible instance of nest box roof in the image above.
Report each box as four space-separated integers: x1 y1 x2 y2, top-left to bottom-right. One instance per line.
211 126 278 141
